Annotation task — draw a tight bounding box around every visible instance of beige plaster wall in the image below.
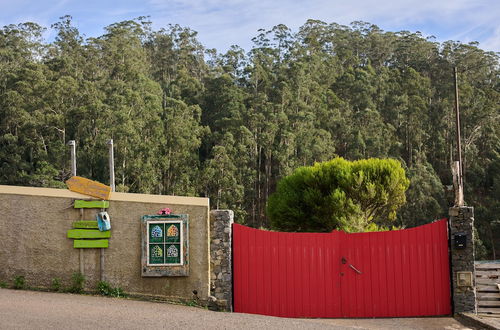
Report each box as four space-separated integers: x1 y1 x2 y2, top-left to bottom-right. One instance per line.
0 185 210 301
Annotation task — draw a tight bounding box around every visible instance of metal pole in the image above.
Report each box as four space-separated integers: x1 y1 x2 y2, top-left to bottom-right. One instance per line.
107 139 115 192
67 140 76 176
453 67 464 206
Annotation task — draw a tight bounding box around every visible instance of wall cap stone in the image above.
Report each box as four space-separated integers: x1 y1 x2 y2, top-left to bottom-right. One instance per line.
0 185 209 206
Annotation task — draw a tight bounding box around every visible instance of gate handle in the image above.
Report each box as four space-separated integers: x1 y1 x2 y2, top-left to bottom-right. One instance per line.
349 264 362 275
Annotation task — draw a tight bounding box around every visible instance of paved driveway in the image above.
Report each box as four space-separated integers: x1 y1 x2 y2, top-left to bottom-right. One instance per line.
0 289 471 329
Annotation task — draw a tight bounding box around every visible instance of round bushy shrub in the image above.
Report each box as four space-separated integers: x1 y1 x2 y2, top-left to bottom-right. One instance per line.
267 157 409 232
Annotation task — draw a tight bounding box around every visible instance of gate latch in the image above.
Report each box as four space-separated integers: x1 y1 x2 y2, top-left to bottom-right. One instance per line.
349 264 362 275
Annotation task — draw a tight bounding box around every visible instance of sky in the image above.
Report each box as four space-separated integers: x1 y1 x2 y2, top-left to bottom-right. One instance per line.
0 0 499 53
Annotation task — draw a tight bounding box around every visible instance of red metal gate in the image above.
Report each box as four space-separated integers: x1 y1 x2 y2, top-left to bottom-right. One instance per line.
233 219 451 317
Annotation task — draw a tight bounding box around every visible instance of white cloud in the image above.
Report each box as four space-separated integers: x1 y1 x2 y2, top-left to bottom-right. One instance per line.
480 26 500 53
147 0 500 52
0 0 498 52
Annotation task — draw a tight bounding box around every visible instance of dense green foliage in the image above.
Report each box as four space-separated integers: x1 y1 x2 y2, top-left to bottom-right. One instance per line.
268 158 410 232
68 272 85 293
0 17 498 257
97 280 126 297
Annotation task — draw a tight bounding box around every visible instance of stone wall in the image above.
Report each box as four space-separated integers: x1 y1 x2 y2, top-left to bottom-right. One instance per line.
209 210 233 311
449 206 477 313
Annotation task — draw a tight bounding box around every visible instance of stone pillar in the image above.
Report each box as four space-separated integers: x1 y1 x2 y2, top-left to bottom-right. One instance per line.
449 206 477 314
209 210 233 311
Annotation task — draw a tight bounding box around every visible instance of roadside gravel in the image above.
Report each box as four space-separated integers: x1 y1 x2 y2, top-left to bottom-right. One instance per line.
0 289 471 330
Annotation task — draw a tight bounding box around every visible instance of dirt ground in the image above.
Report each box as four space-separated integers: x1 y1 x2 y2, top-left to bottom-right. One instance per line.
0 289 473 329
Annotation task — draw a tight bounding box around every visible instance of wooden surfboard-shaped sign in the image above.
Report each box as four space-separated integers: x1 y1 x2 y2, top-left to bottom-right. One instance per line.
66 176 111 200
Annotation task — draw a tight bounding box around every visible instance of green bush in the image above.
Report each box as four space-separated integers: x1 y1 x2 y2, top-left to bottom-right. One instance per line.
13 276 25 290
0 281 8 288
97 281 125 297
51 278 61 292
267 157 410 232
68 272 85 293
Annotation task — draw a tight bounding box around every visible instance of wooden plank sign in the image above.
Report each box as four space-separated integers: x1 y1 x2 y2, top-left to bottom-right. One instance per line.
66 176 111 200
74 200 109 209
72 221 99 229
74 239 109 248
67 229 111 239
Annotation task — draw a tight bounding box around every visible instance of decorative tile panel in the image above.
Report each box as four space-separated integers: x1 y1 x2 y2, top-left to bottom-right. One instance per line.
141 214 189 277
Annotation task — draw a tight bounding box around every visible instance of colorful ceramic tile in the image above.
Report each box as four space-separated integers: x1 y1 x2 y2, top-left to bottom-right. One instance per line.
166 244 181 264
165 223 180 243
149 223 164 243
149 244 164 264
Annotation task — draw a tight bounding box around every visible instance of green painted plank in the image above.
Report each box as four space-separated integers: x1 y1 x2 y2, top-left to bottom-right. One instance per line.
67 229 111 239
74 239 108 248
72 221 98 229
74 200 109 209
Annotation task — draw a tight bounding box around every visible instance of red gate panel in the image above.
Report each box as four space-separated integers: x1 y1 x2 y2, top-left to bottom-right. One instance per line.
233 219 451 318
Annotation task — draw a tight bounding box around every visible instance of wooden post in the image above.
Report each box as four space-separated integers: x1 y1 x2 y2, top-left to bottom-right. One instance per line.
453 67 464 206
79 209 84 275
452 161 464 206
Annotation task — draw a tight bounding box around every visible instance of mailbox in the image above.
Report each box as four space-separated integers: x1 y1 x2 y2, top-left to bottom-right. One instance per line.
454 232 466 249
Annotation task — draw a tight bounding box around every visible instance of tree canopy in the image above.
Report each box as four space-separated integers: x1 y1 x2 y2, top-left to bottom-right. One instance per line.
0 17 498 258
267 158 410 232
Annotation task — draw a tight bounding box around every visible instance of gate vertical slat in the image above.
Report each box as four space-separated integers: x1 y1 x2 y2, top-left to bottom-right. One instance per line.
256 226 264 315
394 230 404 316
420 225 428 316
429 221 438 314
407 228 416 316
309 234 317 317
249 227 256 314
357 234 364 317
355 234 364 317
385 231 395 316
439 219 451 315
315 234 323 317
370 232 379 316
269 230 276 316
419 227 434 316
401 228 411 316
305 235 310 317
315 234 326 317
380 231 390 317
294 235 301 317
425 223 434 315
289 233 294 316
339 231 347 317
320 234 328 317
262 230 270 315
232 224 240 312
308 234 315 316
278 232 286 317
442 221 452 315
363 235 375 317
239 225 247 313
432 220 443 314
327 231 339 317
317 234 324 317
417 226 426 315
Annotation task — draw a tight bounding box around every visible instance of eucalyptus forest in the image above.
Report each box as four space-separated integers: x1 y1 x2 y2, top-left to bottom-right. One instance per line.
0 16 498 258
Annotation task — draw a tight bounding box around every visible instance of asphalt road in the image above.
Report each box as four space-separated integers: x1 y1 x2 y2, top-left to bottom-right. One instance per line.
0 289 472 330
